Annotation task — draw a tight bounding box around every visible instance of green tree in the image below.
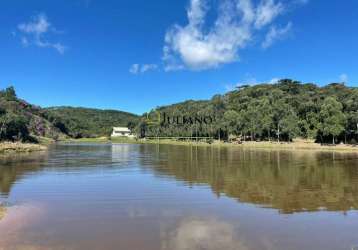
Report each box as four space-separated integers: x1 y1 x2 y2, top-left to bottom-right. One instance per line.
302 112 319 139
258 97 273 140
0 113 29 141
223 110 239 136
3 86 17 101
319 97 346 144
281 110 300 141
242 100 262 141
272 100 287 142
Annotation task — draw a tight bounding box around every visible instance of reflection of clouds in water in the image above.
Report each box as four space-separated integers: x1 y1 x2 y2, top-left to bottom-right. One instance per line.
162 218 249 250
0 203 46 248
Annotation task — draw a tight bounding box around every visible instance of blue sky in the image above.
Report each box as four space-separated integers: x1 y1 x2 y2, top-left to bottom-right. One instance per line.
0 0 357 114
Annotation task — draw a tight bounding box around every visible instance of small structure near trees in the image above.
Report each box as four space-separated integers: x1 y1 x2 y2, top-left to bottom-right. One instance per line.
111 127 135 138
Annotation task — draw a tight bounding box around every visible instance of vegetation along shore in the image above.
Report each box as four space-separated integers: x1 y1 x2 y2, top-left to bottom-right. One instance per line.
1 79 358 152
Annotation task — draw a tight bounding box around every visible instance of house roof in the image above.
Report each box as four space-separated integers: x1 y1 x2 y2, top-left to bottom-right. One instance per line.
113 127 130 132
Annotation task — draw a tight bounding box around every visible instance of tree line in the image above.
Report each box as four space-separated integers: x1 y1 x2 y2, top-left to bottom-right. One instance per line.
1 81 357 145
138 80 358 144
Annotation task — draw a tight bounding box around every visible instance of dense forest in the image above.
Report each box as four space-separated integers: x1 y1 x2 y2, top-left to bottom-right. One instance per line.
140 79 358 144
0 87 139 142
45 107 139 138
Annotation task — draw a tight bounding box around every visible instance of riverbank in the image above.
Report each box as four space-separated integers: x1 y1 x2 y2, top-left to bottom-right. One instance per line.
62 137 358 152
233 140 358 152
0 142 47 154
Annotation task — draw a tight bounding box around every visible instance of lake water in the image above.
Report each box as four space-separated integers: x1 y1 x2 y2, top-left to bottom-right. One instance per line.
0 143 358 250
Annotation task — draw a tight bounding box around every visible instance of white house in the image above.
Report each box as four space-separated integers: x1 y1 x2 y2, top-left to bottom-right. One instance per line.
111 127 135 138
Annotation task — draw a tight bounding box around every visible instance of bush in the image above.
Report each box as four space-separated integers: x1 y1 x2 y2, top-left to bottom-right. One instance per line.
0 113 30 142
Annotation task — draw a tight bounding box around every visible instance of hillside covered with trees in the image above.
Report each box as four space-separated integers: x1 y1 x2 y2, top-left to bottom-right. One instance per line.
0 87 64 142
0 87 139 142
141 80 358 144
45 107 139 138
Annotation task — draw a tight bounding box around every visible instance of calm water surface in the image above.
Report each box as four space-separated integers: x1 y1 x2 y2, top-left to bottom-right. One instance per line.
0 143 358 250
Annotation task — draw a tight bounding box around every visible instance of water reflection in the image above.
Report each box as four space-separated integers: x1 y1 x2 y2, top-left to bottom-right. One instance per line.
0 143 358 250
140 145 358 213
0 152 48 196
1 144 358 214
162 217 248 250
0 202 46 248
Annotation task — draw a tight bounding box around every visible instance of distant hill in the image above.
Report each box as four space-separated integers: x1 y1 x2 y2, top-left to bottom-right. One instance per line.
44 107 139 138
0 87 139 142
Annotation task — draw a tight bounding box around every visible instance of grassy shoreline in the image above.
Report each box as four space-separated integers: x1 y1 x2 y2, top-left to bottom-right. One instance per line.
61 137 358 152
0 142 47 154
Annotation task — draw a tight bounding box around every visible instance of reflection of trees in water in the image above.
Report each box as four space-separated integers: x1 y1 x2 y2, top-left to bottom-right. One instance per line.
0 144 139 196
142 145 358 214
0 152 48 196
2 144 358 213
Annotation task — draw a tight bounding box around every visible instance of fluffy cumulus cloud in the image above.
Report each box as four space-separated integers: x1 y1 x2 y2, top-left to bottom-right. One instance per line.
163 0 293 71
17 13 66 54
129 64 158 74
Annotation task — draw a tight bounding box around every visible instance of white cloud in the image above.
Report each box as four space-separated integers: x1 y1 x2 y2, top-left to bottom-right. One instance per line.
141 64 158 73
129 64 140 74
18 13 50 34
255 0 284 29
130 64 158 74
339 73 348 83
162 218 249 250
262 22 292 48
17 13 66 54
163 0 287 71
